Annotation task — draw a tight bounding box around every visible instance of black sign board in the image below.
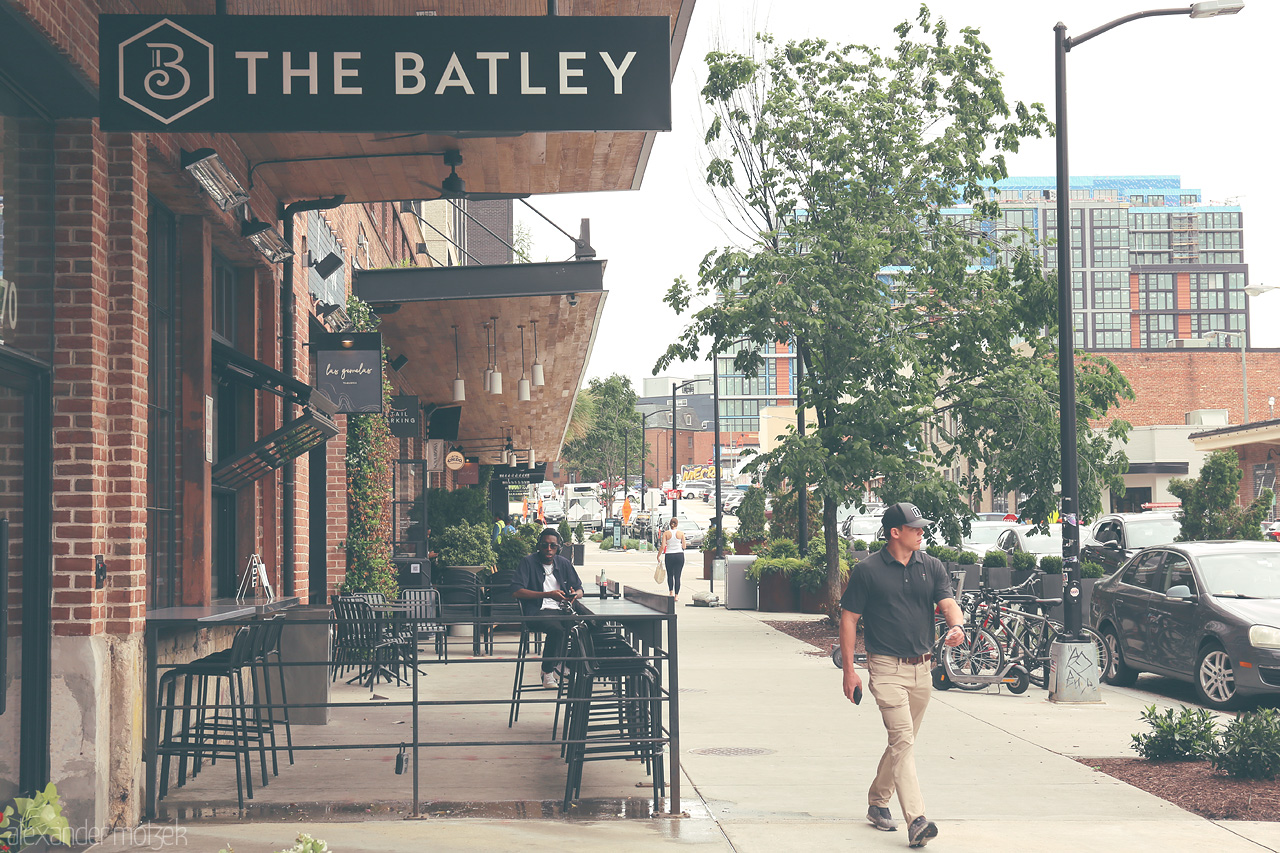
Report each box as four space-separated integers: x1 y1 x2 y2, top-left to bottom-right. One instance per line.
493 463 547 487
99 15 671 133
387 395 419 438
314 333 383 414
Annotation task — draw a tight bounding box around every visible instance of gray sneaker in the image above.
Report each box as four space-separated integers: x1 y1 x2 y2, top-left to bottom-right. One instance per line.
866 805 896 832
907 816 938 848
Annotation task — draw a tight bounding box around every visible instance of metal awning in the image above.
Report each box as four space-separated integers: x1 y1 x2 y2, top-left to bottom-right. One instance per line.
354 260 606 464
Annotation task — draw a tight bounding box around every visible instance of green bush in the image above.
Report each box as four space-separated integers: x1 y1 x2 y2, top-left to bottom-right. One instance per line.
0 783 72 849
791 539 849 594
434 522 495 570
495 526 538 573
867 540 885 552
1081 559 1106 579
1212 708 1280 779
1039 555 1063 574
574 522 585 544
982 550 1008 568
956 550 979 566
745 556 806 582
765 538 799 559
558 518 572 543
736 487 767 540
589 532 604 542
851 539 870 552
926 545 959 562
1130 704 1219 761
1009 551 1038 572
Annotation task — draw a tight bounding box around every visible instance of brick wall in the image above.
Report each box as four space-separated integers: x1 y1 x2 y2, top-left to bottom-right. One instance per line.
464 199 513 266
1094 350 1280 428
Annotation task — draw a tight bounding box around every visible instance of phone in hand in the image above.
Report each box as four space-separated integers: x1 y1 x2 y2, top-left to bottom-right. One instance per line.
853 684 863 705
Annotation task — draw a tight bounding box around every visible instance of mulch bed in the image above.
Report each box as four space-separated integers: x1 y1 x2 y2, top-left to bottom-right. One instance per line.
1078 757 1280 821
766 619 1280 820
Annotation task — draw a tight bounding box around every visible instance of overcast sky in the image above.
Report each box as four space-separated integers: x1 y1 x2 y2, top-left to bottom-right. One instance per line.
515 0 1276 393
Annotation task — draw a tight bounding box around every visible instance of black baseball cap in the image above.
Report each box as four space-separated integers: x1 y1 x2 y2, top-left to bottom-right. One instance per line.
882 502 932 530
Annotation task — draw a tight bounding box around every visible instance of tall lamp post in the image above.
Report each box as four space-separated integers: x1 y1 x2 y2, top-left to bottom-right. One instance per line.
1052 0 1243 702
671 378 712 521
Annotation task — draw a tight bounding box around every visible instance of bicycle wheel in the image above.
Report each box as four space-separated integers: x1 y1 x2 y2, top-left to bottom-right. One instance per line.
942 627 1005 691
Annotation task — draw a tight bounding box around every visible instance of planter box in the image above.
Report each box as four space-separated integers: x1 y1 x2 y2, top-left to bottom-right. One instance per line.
734 539 764 556
1038 572 1065 622
986 566 1011 590
703 549 715 579
571 543 585 566
1010 569 1035 589
756 571 797 612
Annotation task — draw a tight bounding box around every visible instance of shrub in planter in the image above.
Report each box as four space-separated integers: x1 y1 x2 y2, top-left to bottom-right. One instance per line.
764 538 799 559
1130 704 1219 761
435 522 495 570
926 545 959 563
746 556 802 612
736 487 767 540
982 550 1008 568
957 550 979 566
851 539 869 553
868 540 885 553
1039 555 1063 574
558 518 572 544
573 523 585 544
1009 551 1038 572
1212 708 1280 779
1082 559 1107 579
792 539 850 595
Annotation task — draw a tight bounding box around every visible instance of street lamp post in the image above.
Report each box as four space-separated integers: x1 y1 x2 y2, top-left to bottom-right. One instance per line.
671 378 711 521
1053 0 1243 703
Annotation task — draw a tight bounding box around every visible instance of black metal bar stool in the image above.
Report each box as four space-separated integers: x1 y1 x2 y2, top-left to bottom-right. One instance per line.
508 621 546 727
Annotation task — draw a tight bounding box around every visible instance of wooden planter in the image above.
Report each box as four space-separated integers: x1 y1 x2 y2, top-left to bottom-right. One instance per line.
571 543 585 566
756 571 797 612
703 549 715 579
734 539 764 555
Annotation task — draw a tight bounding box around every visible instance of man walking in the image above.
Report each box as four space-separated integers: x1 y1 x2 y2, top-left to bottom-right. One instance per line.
838 502 965 847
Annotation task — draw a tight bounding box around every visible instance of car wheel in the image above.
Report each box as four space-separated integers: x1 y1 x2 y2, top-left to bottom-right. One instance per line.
1100 624 1138 687
1195 643 1240 711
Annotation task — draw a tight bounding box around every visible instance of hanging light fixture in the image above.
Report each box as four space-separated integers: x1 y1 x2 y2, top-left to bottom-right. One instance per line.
517 324 531 402
489 316 503 395
482 321 492 392
452 325 465 402
530 320 545 387
528 426 536 470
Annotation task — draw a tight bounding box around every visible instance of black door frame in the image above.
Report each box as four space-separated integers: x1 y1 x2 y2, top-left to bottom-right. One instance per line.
0 347 53 794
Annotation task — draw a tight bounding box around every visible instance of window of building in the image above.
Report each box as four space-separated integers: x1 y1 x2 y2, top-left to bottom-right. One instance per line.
1094 313 1130 348
1147 195 1165 206
992 491 1008 513
1180 194 1199 205
1202 212 1240 229
1138 314 1175 349
1131 232 1169 251
147 199 179 609
1138 273 1175 310
1092 247 1128 268
1129 195 1144 205
1202 231 1241 250
212 252 236 345
1201 252 1243 264
1092 271 1128 309
1073 312 1086 349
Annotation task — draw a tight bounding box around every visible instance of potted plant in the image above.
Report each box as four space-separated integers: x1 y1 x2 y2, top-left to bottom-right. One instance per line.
849 538 870 563
572 522 586 566
733 487 767 554
956 549 979 589
1009 550 1038 587
747 556 802 612
794 538 850 614
702 523 723 578
981 548 1009 589
1 783 72 852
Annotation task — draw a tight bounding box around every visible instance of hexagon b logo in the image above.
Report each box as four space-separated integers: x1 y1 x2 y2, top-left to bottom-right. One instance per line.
117 19 214 125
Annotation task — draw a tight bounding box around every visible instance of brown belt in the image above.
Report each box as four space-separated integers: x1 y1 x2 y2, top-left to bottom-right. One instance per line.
900 653 932 665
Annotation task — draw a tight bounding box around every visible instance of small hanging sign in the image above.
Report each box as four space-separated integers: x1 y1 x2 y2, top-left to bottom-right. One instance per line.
388 395 419 438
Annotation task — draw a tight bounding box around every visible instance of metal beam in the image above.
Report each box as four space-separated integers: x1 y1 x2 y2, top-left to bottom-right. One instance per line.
353 260 605 304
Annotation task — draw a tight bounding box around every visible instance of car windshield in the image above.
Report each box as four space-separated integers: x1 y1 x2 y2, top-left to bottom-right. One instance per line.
1126 519 1182 549
847 518 883 537
1197 551 1280 598
1021 531 1060 555
963 527 1003 546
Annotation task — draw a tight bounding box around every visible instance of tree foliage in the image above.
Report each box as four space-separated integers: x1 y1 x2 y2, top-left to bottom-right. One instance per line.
1170 449 1272 541
559 374 646 505
661 8 1133 614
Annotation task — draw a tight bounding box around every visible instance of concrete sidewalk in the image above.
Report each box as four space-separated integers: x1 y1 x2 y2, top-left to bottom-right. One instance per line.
95 547 1280 852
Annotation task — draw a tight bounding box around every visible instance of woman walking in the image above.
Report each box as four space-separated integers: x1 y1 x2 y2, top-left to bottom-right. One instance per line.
659 517 687 600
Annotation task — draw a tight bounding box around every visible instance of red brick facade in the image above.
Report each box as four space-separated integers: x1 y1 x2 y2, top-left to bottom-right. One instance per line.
1094 350 1280 428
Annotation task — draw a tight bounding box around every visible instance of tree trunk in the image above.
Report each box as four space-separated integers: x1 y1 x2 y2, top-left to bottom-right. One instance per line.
825 497 841 617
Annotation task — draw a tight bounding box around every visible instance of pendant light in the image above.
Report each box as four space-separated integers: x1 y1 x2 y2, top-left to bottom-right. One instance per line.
530 320 545 387
528 426 536 469
517 324 531 402
452 325 466 402
489 316 503 395
482 321 492 392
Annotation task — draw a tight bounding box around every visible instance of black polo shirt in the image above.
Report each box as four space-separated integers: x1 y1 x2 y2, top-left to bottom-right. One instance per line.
840 546 953 658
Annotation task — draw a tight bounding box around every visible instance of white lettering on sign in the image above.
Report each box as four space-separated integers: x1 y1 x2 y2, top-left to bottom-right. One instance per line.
334 52 363 95
325 362 375 382
396 52 426 95
0 276 17 337
435 53 475 95
519 52 545 95
559 52 586 95
600 51 636 94
282 51 319 95
236 51 269 93
475 51 509 94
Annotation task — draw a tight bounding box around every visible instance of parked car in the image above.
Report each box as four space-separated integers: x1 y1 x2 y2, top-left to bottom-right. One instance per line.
678 482 711 501
1090 541 1280 709
841 514 885 542
992 524 1061 562
651 515 704 549
957 520 1011 558
629 510 653 538
1081 512 1182 575
541 499 565 523
1264 522 1280 543
722 492 745 514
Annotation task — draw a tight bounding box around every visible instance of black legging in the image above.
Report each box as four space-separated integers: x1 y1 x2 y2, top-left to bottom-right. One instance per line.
665 552 685 595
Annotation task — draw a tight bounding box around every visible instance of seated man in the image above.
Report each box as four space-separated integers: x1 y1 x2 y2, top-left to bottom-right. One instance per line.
511 528 584 688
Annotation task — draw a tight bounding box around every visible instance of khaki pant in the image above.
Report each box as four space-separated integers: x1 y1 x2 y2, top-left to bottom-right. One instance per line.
866 654 932 824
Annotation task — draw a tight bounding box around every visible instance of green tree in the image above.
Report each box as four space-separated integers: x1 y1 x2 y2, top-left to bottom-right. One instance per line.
559 375 646 507
660 9 1132 615
1170 449 1273 541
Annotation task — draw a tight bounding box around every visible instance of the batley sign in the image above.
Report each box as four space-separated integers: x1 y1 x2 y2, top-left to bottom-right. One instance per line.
99 15 671 133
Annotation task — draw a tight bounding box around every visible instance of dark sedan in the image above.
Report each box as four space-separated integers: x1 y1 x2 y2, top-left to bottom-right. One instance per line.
1090 541 1280 709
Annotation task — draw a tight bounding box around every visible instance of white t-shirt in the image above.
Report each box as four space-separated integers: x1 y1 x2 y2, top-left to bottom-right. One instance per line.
664 528 684 554
540 561 561 610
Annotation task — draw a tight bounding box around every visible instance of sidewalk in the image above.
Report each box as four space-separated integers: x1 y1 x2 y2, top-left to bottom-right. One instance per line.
95 546 1280 852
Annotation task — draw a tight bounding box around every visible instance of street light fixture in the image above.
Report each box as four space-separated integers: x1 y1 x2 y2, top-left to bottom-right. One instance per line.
1053 1 1243 702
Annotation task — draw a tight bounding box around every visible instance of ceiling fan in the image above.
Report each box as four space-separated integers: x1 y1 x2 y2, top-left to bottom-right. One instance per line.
419 150 531 202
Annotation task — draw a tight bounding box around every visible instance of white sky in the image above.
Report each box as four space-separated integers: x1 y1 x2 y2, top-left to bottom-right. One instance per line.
515 0 1278 392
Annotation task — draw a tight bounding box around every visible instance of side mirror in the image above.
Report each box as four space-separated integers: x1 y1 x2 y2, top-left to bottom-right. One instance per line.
1166 584 1196 601
1105 541 1121 550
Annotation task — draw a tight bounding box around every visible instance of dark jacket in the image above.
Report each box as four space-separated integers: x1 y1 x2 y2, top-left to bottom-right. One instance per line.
511 551 583 617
